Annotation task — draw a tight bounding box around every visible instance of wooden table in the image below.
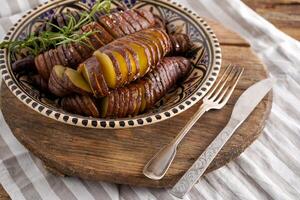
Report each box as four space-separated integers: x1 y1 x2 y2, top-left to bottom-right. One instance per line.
243 0 300 40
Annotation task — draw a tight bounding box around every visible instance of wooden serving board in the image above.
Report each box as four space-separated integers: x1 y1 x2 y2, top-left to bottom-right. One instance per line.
0 18 272 188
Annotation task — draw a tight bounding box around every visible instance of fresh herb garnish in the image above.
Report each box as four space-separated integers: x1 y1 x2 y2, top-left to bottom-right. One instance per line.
0 0 111 56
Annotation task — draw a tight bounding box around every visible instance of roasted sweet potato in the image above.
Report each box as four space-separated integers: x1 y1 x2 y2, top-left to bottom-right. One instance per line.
98 57 191 118
81 28 191 94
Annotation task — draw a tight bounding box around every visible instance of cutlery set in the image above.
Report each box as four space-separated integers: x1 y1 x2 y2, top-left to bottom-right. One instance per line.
143 64 274 198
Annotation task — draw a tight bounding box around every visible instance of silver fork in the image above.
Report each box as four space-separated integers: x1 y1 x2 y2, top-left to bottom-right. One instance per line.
143 64 244 180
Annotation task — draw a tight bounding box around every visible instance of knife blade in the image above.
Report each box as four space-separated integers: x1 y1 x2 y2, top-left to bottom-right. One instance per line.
170 78 275 198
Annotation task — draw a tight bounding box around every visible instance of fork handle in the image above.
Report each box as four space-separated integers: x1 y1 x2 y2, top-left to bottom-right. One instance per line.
143 103 208 180
173 103 208 145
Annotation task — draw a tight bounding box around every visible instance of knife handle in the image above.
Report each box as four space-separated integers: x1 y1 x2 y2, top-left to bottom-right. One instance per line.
170 118 240 198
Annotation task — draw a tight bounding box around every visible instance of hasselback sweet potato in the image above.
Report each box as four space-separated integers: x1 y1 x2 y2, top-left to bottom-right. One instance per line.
80 28 191 97
34 9 156 80
100 57 191 118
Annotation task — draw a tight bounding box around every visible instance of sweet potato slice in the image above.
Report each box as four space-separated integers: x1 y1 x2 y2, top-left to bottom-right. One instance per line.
35 54 49 81
92 22 114 44
152 69 166 99
69 43 83 65
82 96 99 117
56 45 69 67
126 34 155 65
62 44 77 68
119 38 149 77
98 15 124 38
134 84 143 116
122 87 130 117
157 62 171 92
143 29 168 56
43 51 54 79
116 88 123 118
112 90 120 117
64 67 92 95
141 32 164 62
126 85 135 116
117 12 136 34
48 75 69 97
156 29 172 52
135 32 161 64
122 10 142 31
110 50 128 85
144 79 153 110
100 96 109 117
93 50 117 89
139 83 147 113
129 10 149 29
106 93 115 117
80 56 109 96
111 13 130 35
103 49 123 87
136 9 155 27
73 42 92 61
108 46 132 83
49 49 61 66
147 73 160 101
74 95 91 116
110 41 139 81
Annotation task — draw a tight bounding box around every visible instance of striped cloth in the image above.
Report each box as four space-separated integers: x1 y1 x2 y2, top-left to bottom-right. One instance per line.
1 0 300 199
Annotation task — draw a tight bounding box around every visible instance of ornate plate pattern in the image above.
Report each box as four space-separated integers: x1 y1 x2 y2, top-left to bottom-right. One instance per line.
0 0 222 128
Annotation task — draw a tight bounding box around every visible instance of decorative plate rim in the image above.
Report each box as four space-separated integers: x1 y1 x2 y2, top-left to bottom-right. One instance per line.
0 0 222 129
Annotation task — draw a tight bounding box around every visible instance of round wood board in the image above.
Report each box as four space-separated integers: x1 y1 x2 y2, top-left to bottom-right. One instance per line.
0 18 272 188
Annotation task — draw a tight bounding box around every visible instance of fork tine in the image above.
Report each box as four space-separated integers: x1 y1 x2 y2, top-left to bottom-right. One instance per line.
217 67 244 105
209 65 237 101
205 64 233 99
214 67 241 103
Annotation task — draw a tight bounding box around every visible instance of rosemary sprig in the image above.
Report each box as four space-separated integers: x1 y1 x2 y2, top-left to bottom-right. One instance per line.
0 0 111 56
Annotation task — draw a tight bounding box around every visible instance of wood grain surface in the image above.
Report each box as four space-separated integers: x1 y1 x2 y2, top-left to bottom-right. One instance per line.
243 0 300 40
0 18 272 198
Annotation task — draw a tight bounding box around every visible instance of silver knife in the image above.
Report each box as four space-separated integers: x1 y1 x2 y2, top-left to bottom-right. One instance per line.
170 78 275 198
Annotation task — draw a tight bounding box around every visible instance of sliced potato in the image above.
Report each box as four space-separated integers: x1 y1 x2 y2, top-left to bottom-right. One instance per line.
129 34 156 65
110 41 139 81
135 32 161 64
139 83 147 113
117 88 125 117
104 49 123 86
94 50 117 89
112 90 120 117
127 42 148 76
111 51 128 85
134 84 143 116
122 86 130 117
64 67 92 95
82 96 100 118
100 96 109 117
109 46 132 83
142 31 164 59
79 56 110 97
